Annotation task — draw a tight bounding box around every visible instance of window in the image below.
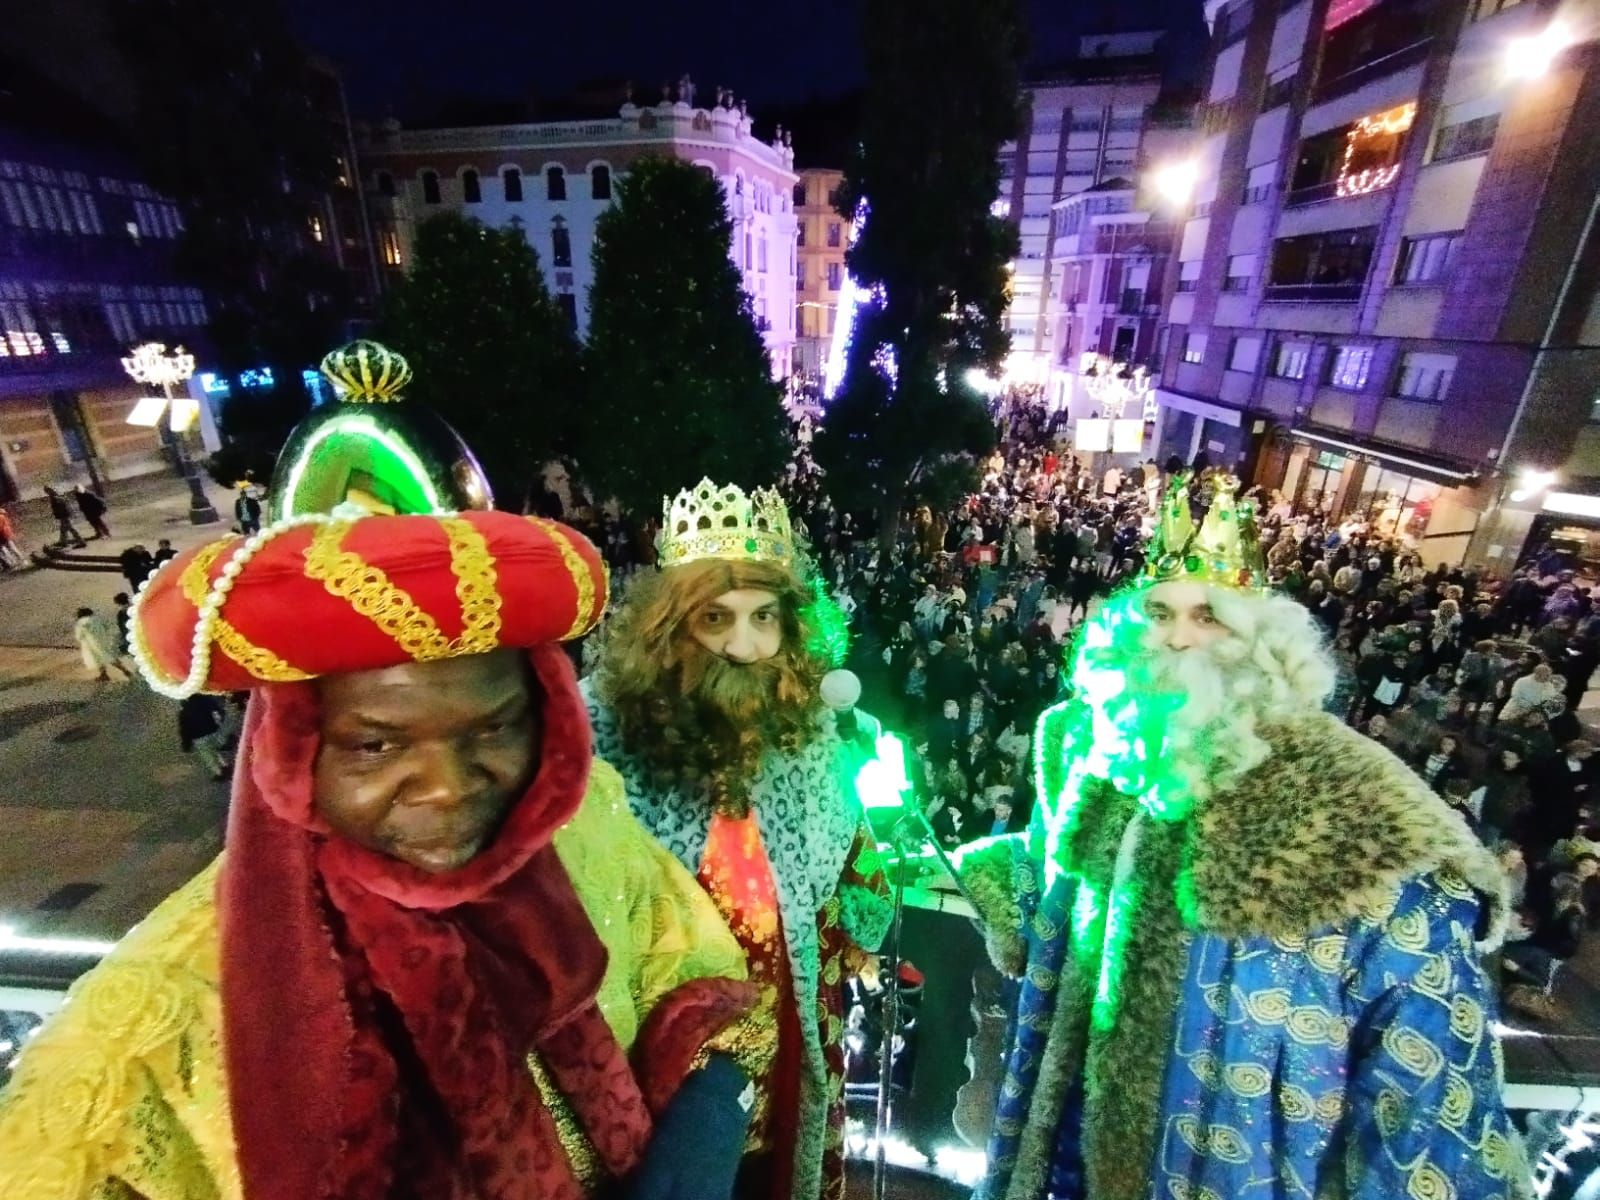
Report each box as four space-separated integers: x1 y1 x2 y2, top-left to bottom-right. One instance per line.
421 171 440 204
551 222 572 268
827 222 841 248
1224 254 1256 291
1288 102 1415 204
1228 335 1262 372
308 214 324 242
462 170 481 204
793 182 807 205
796 220 806 247
380 229 403 266
1395 232 1460 284
1393 351 1455 401
556 293 578 332
828 186 844 207
827 262 842 291
546 167 566 201
797 261 806 289
1272 339 1310 379
503 168 523 202
1176 259 1202 293
1260 67 1296 112
1327 344 1373 390
377 171 396 197
1267 227 1377 298
1182 332 1208 364
1242 162 1276 205
1316 0 1436 96
757 238 768 273
1432 112 1499 161
591 165 612 200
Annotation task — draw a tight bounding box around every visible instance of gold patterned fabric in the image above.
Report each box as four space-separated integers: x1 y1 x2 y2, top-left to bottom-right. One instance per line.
0 761 745 1200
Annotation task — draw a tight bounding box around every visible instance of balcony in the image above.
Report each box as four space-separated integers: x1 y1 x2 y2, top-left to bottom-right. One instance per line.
1312 37 1433 101
1262 282 1363 301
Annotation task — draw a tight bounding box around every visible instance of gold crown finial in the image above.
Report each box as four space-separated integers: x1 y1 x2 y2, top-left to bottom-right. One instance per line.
659 478 795 568
319 339 412 404
1143 471 1265 590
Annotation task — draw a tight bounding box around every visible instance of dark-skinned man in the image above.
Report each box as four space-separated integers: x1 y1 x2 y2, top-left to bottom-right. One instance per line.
0 342 769 1200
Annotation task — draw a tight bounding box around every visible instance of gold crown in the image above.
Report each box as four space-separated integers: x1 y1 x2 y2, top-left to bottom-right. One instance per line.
1143 472 1265 590
319 339 412 403
660 478 795 568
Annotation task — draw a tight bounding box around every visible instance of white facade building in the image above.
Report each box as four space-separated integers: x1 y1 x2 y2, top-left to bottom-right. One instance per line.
362 83 798 378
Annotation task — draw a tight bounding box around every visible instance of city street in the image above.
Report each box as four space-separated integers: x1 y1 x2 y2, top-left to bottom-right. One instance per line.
0 475 230 944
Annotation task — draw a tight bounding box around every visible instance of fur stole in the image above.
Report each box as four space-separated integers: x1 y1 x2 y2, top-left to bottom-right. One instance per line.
994 707 1509 1200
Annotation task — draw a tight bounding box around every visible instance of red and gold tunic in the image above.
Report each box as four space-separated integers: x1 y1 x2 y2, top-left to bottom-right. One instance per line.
700 814 887 1200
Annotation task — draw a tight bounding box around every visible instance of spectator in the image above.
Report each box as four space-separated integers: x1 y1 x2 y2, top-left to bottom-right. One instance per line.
43 486 86 548
1412 732 1469 797
0 505 27 570
73 484 111 539
1501 662 1566 724
235 486 263 535
73 606 134 682
119 544 157 593
178 692 231 781
153 538 178 569
113 592 133 655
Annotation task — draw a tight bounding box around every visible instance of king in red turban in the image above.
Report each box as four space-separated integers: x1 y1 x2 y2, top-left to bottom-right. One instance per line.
0 342 770 1200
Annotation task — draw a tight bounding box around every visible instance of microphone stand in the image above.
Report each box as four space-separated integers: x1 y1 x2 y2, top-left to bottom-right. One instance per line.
871 804 993 1200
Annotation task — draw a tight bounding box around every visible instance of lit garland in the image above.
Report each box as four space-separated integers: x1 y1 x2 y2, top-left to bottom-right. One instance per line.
1336 102 1416 199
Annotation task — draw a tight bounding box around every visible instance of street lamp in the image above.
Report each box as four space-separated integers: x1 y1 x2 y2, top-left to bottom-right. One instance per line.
122 342 220 525
1149 160 1199 209
1503 21 1575 81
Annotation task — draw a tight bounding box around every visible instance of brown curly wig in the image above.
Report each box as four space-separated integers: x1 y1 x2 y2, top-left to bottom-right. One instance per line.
593 558 828 815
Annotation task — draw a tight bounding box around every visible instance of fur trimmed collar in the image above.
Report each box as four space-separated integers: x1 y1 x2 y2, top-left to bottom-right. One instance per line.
1191 710 1509 950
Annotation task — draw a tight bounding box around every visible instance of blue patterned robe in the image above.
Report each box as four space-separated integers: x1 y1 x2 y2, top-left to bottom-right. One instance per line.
960 708 1532 1200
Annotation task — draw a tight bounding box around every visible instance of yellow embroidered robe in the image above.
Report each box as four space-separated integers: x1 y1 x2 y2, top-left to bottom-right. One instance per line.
0 760 748 1200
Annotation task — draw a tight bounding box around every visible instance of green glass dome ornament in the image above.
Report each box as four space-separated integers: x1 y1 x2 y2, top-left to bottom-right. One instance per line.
267 340 495 521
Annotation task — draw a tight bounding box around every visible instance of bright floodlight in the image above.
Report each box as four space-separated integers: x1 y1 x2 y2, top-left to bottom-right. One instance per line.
1504 22 1572 80
1151 161 1199 206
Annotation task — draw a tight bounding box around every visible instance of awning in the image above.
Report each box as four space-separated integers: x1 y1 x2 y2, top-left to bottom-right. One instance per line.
1293 429 1476 485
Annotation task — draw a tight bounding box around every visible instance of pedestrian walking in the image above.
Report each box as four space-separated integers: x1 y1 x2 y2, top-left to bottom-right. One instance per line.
234 486 262 535
73 485 111 539
119 544 156 593
0 505 27 570
177 693 231 781
43 487 86 548
73 606 134 681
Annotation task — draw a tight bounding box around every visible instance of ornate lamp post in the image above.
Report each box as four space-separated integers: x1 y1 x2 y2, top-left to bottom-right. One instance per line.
122 342 220 525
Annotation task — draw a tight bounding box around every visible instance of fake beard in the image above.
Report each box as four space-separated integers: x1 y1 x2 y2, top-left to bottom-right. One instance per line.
1098 634 1274 811
678 651 791 728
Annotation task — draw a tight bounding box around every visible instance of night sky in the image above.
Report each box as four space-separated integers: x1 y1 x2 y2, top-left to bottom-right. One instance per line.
283 0 1204 125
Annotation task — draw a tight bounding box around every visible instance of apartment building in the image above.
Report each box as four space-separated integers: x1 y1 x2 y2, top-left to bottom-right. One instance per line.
1153 0 1599 568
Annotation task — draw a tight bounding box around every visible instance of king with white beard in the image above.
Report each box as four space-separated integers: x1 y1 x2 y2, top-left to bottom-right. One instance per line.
958 473 1531 1200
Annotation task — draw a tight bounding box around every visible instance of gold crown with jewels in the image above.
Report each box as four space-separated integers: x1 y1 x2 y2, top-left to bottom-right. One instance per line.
1143 471 1266 590
659 478 795 568
319 339 412 403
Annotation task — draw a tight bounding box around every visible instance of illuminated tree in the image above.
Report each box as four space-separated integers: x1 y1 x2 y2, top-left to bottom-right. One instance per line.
814 0 1023 546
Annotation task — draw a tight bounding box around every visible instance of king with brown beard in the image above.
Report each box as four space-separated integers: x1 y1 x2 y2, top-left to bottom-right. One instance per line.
585 479 893 1200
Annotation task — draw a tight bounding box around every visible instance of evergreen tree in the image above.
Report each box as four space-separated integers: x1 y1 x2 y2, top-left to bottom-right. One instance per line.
814 0 1024 546
579 157 789 515
378 213 582 508
112 0 352 440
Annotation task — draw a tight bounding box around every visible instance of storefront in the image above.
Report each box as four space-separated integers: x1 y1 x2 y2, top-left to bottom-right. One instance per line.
1277 431 1480 562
